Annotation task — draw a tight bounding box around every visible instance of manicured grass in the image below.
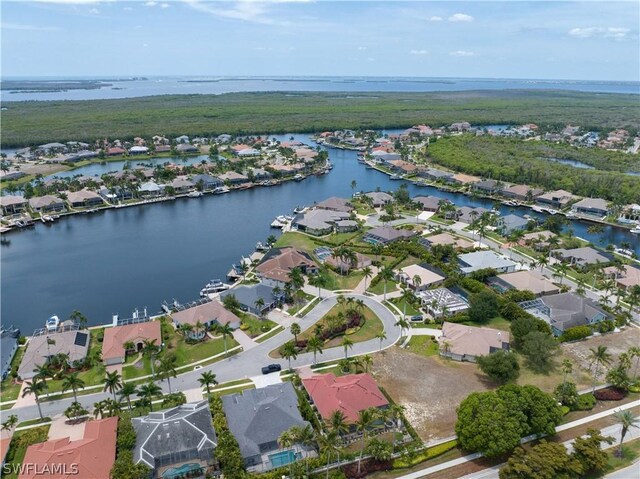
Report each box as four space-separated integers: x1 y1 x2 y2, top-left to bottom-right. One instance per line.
594 438 640 478
0 346 26 402
274 232 319 252
16 417 51 428
239 313 277 338
2 425 51 479
460 315 511 332
405 336 440 358
255 325 285 343
324 269 365 291
172 335 239 364
213 384 256 397
388 297 421 317
122 356 153 380
368 279 399 296
286 292 316 315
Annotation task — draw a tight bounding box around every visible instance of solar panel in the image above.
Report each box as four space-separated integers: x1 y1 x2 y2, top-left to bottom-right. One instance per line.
74 332 88 347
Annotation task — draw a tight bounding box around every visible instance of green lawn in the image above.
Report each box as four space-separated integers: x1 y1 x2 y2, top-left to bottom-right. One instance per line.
255 325 285 343
368 279 399 296
172 335 239 364
0 346 25 402
405 336 440 358
324 269 365 291
274 232 319 252
212 383 256 397
460 315 511 332
388 297 421 317
122 356 153 380
16 417 51 428
582 438 640 478
286 292 316 315
2 425 51 479
238 313 277 338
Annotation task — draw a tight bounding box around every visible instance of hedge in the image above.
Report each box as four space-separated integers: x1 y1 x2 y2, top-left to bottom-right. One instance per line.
559 325 592 343
392 439 458 468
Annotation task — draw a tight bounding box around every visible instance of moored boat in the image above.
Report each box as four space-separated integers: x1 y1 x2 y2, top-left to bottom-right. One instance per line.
188 191 203 198
46 315 60 332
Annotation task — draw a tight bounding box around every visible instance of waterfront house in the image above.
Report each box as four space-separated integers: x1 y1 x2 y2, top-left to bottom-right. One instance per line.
363 226 417 245
418 168 453 182
66 189 104 208
551 247 612 269
519 292 610 336
102 321 162 366
18 329 90 380
99 186 133 203
458 251 517 275
251 168 272 181
495 214 529 236
133 401 217 479
603 264 640 290
237 147 261 157
335 219 358 233
171 300 240 340
19 417 117 479
107 146 126 156
520 230 557 250
222 383 310 471
418 288 469 318
138 181 165 198
302 373 389 423
438 322 510 362
218 171 249 185
37 142 67 154
1 329 19 380
315 197 353 213
176 143 198 153
191 174 222 191
571 198 610 217
413 195 444 212
396 263 445 291
453 206 490 223
446 173 481 186
291 209 351 236
28 195 66 213
128 146 149 155
490 270 560 297
174 135 190 144
500 184 543 202
471 179 498 194
0 196 27 216
388 160 417 174
535 189 579 209
152 135 170 146
255 248 318 288
419 232 474 250
220 284 282 316
169 177 195 194
363 191 393 207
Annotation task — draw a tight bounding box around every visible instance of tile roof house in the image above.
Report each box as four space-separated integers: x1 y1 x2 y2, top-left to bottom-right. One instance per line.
452 206 490 224
218 171 249 184
413 195 445 212
520 230 557 250
302 373 389 423
471 179 498 194
292 209 351 236
219 284 283 316
439 322 510 362
500 184 543 201
255 248 318 287
447 173 481 185
66 189 104 208
519 292 610 336
495 214 530 236
396 263 445 291
535 189 579 209
363 226 417 245
551 247 612 269
419 233 474 250
102 321 162 366
0 195 27 216
133 401 217 478
458 251 517 275
387 160 417 174
491 270 560 297
19 417 117 479
363 191 393 207
28 195 66 213
571 198 610 217
418 168 453 182
190 174 223 191
19 330 90 380
169 177 195 193
603 264 640 290
171 300 240 340
315 197 353 213
325 251 371 273
222 383 310 470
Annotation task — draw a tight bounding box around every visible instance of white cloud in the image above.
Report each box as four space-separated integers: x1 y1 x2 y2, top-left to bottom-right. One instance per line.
428 16 443 22
161 3 170 8
145 1 157 6
357 46 368 51
448 13 474 23
183 0 292 25
568 27 630 40
88 7 99 14
143 43 149 48
449 50 474 57
1 22 61 31
34 0 112 3
410 49 428 55
123 6 133 10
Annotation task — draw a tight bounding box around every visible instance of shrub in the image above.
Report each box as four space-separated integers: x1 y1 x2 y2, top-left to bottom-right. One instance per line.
594 387 626 401
574 393 596 411
596 319 615 334
559 326 592 342
460 277 486 293
560 405 570 415
554 381 578 408
18 336 27 345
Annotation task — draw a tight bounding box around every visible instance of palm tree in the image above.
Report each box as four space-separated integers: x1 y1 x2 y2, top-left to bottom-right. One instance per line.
555 261 570 285
319 429 340 478
278 429 295 479
22 379 47 420
561 359 573 392
103 371 123 401
215 323 234 356
141 339 160 377
628 346 640 379
158 354 177 394
626 285 640 314
350 179 357 196
362 266 373 293
93 400 106 419
395 318 409 336
254 298 265 318
281 341 298 371
61 371 85 403
537 254 549 272
199 371 218 396
376 331 387 351
356 407 378 473
613 410 639 457
401 289 414 320
118 382 137 410
362 354 373 373
412 274 422 291
138 382 162 411
290 323 301 342
306 336 324 364
309 273 326 299
329 409 349 436
589 345 612 392
380 266 394 301
1 415 18 432
194 320 205 339
342 337 354 359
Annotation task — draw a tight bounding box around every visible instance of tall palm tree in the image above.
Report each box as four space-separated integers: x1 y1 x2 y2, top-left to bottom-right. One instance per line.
278 430 295 479
356 407 378 473
362 266 373 293
401 289 414 320
380 266 394 302
61 371 85 403
118 382 137 410
93 400 106 419
22 379 47 420
561 359 573 393
306 336 324 364
362 354 373 373
199 371 218 396
254 298 265 318
215 323 234 356
138 382 162 411
589 345 612 392
342 337 354 359
555 261 570 286
613 410 639 457
290 323 301 342
1 415 18 432
395 318 409 336
281 341 298 371
194 320 205 339
319 429 340 478
412 274 422 291
376 331 387 351
158 354 177 394
103 371 123 402
329 409 349 436
141 339 160 377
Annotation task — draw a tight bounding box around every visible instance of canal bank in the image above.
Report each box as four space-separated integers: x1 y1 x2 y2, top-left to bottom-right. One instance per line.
2 132 639 333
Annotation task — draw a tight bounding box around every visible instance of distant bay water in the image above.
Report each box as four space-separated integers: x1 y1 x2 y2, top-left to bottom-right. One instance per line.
1 76 639 102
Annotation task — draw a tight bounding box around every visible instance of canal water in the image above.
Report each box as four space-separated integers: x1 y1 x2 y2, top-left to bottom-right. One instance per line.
2 133 639 333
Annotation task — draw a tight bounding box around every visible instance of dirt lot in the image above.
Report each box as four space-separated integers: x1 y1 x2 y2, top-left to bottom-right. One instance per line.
371 347 492 442
562 326 640 378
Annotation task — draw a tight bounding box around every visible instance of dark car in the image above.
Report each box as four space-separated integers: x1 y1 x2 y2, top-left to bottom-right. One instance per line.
261 364 282 375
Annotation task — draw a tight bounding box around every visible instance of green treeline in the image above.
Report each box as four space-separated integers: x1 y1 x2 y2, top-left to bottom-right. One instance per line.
427 135 640 203
2 90 639 147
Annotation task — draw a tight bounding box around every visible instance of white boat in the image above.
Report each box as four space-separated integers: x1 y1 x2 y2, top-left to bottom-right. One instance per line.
389 174 403 180
271 220 285 229
293 174 304 181
213 186 230 195
46 315 60 332
293 206 307 214
188 191 203 198
276 215 288 223
255 241 269 251
200 279 230 296
547 209 558 215
531 205 544 213
504 200 519 207
630 227 640 234
566 211 576 218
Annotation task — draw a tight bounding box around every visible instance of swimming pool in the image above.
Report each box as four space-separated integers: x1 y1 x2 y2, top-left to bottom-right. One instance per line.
162 463 203 478
269 449 297 468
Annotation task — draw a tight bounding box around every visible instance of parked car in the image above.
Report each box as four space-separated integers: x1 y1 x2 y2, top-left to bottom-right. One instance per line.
261 364 282 375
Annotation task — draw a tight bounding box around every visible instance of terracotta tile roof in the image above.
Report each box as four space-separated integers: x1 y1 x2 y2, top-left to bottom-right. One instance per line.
255 248 316 283
171 300 240 327
102 321 162 362
439 322 510 359
302 373 388 422
19 417 117 479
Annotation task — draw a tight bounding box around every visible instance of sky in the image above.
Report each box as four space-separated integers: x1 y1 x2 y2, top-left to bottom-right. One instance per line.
1 0 639 81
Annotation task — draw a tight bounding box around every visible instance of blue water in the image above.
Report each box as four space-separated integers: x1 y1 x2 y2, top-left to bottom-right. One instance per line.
162 463 202 478
2 76 638 102
269 449 297 468
1 132 638 334
545 157 595 170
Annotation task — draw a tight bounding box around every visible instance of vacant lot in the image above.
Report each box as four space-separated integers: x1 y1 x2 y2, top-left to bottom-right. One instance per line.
372 347 491 442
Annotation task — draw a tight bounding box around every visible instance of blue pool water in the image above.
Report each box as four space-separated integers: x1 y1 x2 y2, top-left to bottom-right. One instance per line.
162 463 202 478
269 449 297 468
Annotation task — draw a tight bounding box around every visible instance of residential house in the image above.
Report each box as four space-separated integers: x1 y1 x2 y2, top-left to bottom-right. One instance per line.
396 263 445 291
18 330 90 380
169 177 195 194
0 196 27 216
471 179 498 194
191 174 223 192
255 248 318 288
66 189 104 208
302 373 389 423
364 191 393 207
174 135 190 144
220 284 283 316
571 198 610 217
28 195 66 213
519 292 610 336
447 173 481 186
171 300 240 340
551 247 612 269
19 417 117 479
419 233 474 250
452 206 490 224
133 401 217 479
418 288 469 318
218 171 249 185
102 321 162 366
603 264 640 290
458 251 517 275
325 251 371 273
387 160 417 175
138 181 165 198
500 184 543 202
438 322 510 362
418 168 453 182
335 219 358 233
491 270 560 297
1 328 19 380
495 214 529 236
251 168 272 181
292 209 351 236
128 146 149 155
176 144 198 153
535 189 579 209
520 230 557 250
107 147 126 156
222 383 310 471
413 195 444 212
315 197 353 213
363 226 417 245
